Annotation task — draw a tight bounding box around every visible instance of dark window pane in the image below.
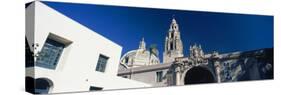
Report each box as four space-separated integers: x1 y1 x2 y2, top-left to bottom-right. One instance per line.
36 38 65 69
89 86 103 91
95 54 109 72
156 71 163 82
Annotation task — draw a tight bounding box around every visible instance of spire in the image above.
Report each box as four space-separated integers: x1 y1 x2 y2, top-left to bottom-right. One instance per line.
169 16 179 32
172 14 176 24
163 16 184 64
172 18 177 24
139 37 146 50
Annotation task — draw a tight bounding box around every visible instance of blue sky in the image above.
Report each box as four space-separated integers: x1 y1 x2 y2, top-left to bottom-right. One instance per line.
43 1 273 62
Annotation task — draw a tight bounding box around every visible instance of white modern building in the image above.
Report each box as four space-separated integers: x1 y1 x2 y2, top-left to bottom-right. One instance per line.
25 1 150 94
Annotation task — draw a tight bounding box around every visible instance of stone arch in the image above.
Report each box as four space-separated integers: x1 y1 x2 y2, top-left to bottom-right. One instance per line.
183 66 216 85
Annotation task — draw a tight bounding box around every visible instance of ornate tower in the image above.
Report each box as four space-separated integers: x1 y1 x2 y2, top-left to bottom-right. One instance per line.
163 18 184 63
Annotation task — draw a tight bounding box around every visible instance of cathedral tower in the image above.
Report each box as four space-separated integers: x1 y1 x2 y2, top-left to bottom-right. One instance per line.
163 18 184 63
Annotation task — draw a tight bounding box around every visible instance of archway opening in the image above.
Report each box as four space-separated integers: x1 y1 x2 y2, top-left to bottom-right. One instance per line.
184 66 216 84
34 78 53 94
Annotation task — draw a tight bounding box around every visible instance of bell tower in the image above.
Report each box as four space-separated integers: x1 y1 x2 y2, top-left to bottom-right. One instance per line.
163 17 184 63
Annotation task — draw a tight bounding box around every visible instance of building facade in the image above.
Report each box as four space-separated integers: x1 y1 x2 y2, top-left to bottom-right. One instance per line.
26 1 273 94
118 18 273 87
26 1 151 94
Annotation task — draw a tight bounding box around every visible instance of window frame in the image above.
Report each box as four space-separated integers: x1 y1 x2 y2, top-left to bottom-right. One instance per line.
95 54 109 72
35 38 65 69
156 71 163 82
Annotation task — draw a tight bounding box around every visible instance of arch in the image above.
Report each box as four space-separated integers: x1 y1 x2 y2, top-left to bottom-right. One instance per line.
120 50 137 65
238 58 260 81
184 66 216 85
120 50 137 61
34 78 54 94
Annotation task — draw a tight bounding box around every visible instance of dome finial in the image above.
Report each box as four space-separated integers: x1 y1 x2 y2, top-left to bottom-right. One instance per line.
139 37 146 50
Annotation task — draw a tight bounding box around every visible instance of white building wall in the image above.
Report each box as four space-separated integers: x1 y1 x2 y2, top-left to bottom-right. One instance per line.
129 69 169 87
25 2 35 51
26 1 150 93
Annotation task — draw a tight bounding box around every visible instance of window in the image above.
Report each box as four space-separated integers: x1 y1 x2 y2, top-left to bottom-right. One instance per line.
36 38 65 69
156 71 163 82
95 54 109 72
122 76 128 78
125 57 129 63
89 86 103 91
